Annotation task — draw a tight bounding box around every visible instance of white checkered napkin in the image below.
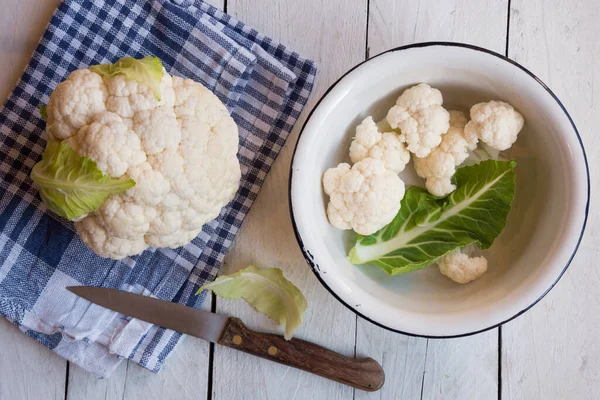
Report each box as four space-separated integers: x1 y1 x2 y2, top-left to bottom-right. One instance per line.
0 0 316 376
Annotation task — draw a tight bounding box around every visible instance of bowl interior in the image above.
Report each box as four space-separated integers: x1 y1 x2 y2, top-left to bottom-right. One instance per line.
291 44 588 337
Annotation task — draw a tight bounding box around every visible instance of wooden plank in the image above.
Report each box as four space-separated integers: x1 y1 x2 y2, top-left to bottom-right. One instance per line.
355 326 427 400
0 319 66 400
368 0 508 57
357 1 508 399
67 362 128 400
66 296 213 400
212 1 367 399
119 301 214 400
421 333 499 399
67 336 211 400
502 1 600 399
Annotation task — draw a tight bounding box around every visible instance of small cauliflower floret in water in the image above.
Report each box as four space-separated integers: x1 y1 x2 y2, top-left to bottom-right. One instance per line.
413 110 477 196
322 158 405 235
47 65 241 259
437 247 488 284
349 116 410 173
464 100 524 151
386 83 450 158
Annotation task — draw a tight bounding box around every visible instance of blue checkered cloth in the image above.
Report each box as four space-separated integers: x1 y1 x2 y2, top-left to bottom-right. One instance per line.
0 0 316 376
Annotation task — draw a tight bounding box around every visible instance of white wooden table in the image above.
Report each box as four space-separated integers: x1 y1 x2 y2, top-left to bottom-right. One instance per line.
1 0 598 399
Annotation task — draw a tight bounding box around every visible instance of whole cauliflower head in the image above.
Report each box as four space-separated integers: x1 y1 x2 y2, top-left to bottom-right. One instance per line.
464 100 524 151
413 111 477 196
322 158 405 235
437 248 488 284
45 59 241 259
386 83 450 158
349 116 410 173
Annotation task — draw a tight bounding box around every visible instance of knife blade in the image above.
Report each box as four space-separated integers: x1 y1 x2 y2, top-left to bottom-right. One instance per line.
67 286 228 343
67 286 385 392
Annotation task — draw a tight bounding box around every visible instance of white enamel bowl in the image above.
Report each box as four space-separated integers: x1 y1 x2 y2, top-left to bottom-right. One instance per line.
289 42 589 337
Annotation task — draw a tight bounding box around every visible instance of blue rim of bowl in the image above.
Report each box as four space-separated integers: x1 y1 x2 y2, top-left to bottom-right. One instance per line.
288 41 591 339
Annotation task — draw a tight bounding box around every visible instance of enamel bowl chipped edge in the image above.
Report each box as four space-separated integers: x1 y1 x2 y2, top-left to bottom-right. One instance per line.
289 42 589 338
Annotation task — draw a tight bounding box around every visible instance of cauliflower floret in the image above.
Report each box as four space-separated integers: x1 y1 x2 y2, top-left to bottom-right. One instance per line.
104 72 175 118
46 69 108 140
67 112 147 177
437 248 488 284
413 110 477 196
349 116 410 173
386 83 450 157
133 106 181 155
148 209 183 236
124 162 171 206
323 158 405 235
97 197 156 240
425 176 458 198
464 100 524 151
75 216 147 260
437 111 476 164
173 76 229 125
44 62 241 259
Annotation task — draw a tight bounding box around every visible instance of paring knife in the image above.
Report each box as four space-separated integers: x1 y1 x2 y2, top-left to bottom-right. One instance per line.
67 286 385 391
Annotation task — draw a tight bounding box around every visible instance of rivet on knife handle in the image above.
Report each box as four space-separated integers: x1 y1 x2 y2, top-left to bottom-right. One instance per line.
218 317 385 391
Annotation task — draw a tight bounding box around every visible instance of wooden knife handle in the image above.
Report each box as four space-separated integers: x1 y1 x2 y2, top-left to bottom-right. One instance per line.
218 318 385 391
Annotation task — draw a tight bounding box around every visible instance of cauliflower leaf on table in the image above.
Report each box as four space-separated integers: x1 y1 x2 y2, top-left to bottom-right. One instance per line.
348 160 516 275
198 265 308 340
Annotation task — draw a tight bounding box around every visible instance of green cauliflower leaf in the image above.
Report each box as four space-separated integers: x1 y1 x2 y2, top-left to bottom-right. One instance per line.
39 105 48 120
30 141 135 221
348 160 516 274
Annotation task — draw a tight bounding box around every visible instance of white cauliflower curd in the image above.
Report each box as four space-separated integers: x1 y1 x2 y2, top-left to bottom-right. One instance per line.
438 248 488 284
349 116 410 173
464 100 524 151
413 110 478 196
386 83 450 158
322 158 405 235
36 56 241 259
